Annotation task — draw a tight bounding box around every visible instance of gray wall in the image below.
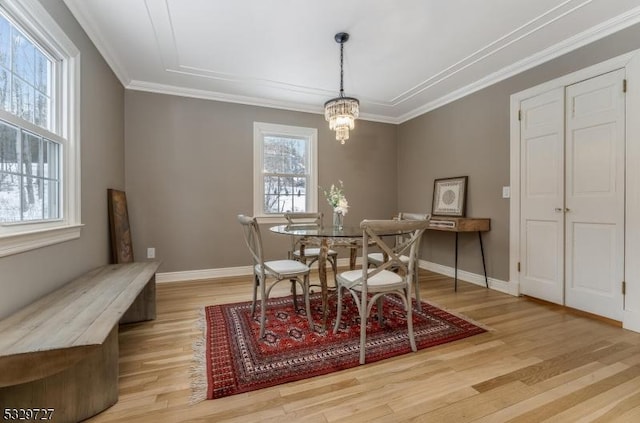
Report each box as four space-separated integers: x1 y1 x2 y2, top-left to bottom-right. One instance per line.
398 22 640 282
0 0 125 319
4 4 640 321
124 91 397 273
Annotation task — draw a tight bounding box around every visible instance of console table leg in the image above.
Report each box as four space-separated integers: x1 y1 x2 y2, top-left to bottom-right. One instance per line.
479 232 489 288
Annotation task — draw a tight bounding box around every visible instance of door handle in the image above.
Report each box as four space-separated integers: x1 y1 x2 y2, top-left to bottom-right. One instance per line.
555 208 563 213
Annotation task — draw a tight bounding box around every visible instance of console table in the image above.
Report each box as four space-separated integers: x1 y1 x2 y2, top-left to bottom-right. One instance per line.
427 217 491 291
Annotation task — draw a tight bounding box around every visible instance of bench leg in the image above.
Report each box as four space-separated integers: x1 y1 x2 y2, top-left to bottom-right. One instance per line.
120 275 156 324
0 326 119 423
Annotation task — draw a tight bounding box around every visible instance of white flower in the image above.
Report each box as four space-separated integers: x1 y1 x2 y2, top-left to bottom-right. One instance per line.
322 180 348 214
335 198 349 215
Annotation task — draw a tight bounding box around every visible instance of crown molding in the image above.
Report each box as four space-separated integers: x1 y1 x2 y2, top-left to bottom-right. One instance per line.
62 0 131 86
126 79 398 124
397 5 640 123
390 0 592 106
126 79 325 114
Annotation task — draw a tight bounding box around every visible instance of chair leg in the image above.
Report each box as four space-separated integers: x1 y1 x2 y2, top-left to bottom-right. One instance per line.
259 278 267 339
359 298 367 365
333 285 343 334
304 275 314 331
251 275 259 315
376 296 384 326
407 297 417 352
414 263 422 312
291 279 298 312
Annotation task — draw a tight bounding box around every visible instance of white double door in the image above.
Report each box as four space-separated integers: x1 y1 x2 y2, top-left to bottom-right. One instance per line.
519 69 625 321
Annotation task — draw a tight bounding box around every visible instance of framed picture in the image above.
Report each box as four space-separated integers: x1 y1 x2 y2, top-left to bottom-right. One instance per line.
107 189 134 263
432 176 468 217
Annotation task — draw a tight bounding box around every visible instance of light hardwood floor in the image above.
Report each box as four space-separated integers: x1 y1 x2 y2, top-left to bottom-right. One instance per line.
87 270 640 422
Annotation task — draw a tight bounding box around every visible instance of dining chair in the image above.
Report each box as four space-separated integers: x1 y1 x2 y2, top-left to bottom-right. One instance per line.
333 218 430 364
367 212 431 310
283 212 339 284
237 214 314 338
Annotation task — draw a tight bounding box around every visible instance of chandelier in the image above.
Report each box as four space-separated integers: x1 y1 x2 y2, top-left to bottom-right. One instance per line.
324 32 359 144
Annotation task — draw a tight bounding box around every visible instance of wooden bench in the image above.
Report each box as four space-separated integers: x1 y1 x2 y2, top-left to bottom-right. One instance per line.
0 261 160 422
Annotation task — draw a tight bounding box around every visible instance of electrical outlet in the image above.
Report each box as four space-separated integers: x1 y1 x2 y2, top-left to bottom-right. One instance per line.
147 247 155 259
502 186 510 198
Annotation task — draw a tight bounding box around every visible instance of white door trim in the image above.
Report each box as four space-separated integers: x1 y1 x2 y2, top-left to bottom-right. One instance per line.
509 49 640 330
623 53 640 332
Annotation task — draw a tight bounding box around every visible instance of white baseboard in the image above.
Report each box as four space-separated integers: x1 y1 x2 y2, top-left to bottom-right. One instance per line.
157 258 518 297
419 260 519 296
157 260 638 332
156 257 361 283
156 266 252 283
623 310 640 333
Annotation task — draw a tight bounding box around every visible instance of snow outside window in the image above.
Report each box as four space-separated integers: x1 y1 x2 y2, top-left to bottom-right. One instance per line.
253 122 317 217
0 0 81 257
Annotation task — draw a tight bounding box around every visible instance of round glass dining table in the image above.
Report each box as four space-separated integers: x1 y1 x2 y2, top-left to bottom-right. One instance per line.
270 224 366 330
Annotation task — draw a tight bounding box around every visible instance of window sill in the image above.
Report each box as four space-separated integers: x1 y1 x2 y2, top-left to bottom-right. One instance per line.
0 224 84 258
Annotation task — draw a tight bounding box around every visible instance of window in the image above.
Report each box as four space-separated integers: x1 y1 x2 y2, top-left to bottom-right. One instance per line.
0 0 81 257
253 122 317 217
0 123 60 222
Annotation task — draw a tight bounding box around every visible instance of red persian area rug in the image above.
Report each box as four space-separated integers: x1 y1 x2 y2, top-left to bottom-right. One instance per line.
191 293 487 401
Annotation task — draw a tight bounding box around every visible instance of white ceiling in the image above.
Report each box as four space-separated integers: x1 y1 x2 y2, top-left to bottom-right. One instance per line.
63 0 640 123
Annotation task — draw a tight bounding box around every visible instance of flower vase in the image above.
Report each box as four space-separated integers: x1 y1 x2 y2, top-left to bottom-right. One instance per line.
333 210 344 230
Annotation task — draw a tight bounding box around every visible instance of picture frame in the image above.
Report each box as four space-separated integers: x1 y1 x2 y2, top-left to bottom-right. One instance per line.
432 176 468 217
107 189 134 263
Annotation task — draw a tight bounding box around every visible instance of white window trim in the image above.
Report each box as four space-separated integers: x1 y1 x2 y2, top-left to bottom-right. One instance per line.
0 0 82 257
253 122 318 219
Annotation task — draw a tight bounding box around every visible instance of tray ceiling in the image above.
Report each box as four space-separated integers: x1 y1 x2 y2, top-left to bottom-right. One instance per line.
63 0 640 123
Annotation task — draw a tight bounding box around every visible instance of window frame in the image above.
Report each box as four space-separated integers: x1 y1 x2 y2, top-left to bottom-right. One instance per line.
0 0 81 257
253 122 318 218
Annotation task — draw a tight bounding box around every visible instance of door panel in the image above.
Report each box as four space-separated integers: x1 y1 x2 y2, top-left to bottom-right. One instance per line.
525 220 561 283
571 223 617 293
571 124 616 195
526 134 561 196
565 69 625 321
520 88 564 304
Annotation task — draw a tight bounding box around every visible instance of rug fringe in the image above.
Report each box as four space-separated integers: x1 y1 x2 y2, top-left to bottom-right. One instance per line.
420 298 495 332
189 307 207 405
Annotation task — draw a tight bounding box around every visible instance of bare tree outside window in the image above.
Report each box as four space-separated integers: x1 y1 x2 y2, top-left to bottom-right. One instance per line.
262 136 308 213
0 13 58 223
254 122 317 217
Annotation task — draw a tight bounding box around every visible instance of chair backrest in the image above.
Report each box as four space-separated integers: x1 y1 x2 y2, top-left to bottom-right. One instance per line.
237 214 264 268
396 212 431 257
283 212 324 253
284 212 323 228
398 212 431 222
360 219 430 292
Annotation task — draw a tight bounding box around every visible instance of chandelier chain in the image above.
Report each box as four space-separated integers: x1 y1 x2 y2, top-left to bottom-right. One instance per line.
339 41 344 97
